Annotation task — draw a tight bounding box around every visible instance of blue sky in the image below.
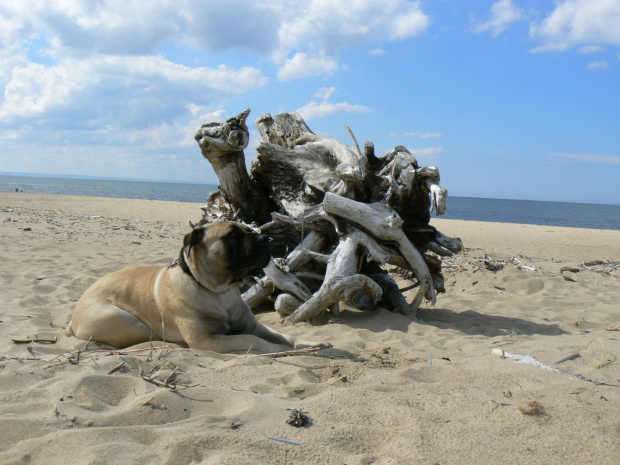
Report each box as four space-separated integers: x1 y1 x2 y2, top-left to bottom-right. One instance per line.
0 0 619 203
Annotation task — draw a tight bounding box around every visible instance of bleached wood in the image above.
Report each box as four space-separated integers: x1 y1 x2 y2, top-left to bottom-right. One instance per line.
322 192 436 308
253 112 370 217
196 108 462 323
263 260 312 302
286 228 389 323
242 231 324 308
275 293 303 316
194 109 270 222
323 193 402 240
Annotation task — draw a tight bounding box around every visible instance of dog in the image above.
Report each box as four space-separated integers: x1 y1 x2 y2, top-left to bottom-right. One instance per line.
66 222 330 353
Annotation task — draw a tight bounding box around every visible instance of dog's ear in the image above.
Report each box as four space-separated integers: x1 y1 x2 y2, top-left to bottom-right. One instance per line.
183 227 205 258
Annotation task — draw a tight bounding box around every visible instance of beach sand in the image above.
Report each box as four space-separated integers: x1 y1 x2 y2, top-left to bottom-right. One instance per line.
1 192 619 464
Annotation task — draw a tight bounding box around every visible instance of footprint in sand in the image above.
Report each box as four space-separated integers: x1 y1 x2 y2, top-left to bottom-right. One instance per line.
73 374 147 411
32 284 56 295
501 274 545 295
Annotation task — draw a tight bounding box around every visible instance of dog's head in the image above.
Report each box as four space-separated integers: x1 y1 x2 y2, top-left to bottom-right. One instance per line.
182 222 271 292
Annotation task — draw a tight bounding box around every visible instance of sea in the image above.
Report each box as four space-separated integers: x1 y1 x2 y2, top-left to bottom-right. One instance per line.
2 174 619 231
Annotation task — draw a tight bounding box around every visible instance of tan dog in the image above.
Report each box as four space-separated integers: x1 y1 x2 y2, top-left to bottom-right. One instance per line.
66 222 330 353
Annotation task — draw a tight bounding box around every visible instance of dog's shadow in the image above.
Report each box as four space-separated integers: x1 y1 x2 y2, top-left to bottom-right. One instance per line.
333 306 567 338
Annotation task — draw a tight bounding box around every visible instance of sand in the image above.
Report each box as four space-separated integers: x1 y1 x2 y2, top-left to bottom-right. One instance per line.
1 192 619 465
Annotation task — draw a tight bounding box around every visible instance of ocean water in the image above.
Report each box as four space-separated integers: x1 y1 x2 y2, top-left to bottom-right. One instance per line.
2 174 619 231
441 196 620 231
1 174 217 203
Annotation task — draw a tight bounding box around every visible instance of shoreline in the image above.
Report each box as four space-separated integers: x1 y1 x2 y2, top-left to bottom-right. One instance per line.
3 192 619 260
1 191 619 464
3 186 620 231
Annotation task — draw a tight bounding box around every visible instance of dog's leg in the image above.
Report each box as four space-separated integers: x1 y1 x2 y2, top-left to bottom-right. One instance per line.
172 317 284 353
248 320 332 350
177 318 329 353
69 304 157 348
186 332 290 353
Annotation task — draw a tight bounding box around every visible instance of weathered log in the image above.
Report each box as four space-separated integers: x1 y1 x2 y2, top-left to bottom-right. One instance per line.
196 109 462 324
253 112 370 218
263 260 312 302
286 228 384 324
275 293 303 316
194 109 272 223
322 192 436 307
242 231 325 308
366 272 411 316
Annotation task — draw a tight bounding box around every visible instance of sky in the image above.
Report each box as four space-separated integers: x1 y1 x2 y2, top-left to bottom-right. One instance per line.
0 0 619 204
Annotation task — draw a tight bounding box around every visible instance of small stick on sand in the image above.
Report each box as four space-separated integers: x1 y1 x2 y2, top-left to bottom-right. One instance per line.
107 360 125 374
12 337 57 344
163 366 179 386
373 415 386 426
330 374 348 385
242 346 253 358
554 353 581 364
1 314 37 319
66 336 93 365
245 347 324 359
141 375 176 390
584 338 606 368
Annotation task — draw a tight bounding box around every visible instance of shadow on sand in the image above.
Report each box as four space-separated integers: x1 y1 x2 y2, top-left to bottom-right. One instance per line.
334 306 567 337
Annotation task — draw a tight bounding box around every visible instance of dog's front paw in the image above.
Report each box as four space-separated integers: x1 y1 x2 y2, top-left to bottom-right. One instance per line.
295 340 332 350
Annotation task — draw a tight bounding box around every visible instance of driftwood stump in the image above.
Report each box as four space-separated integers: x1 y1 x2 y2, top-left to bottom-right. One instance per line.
195 109 462 323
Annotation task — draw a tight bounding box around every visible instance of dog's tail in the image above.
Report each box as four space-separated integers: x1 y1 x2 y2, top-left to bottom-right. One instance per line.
65 320 74 337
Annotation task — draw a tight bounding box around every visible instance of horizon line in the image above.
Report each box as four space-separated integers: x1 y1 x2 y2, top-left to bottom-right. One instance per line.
0 171 219 186
2 171 619 207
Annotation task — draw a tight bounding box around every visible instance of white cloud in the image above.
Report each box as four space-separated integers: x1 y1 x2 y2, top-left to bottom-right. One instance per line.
0 0 432 181
473 0 524 37
0 1 281 58
407 147 443 159
390 131 441 139
2 1 431 86
530 0 620 52
275 0 429 78
389 3 430 40
0 126 30 141
368 48 387 56
296 87 370 120
578 45 606 54
2 1 431 60
587 60 609 70
554 152 620 165
0 55 267 127
180 109 228 147
0 140 217 182
277 53 339 81
278 1 429 51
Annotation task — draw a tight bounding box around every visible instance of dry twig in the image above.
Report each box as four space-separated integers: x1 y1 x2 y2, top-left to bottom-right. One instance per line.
107 361 125 374
12 337 57 344
585 338 606 368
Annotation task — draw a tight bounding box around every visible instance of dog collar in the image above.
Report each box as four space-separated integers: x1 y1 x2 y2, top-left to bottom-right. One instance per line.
178 248 199 284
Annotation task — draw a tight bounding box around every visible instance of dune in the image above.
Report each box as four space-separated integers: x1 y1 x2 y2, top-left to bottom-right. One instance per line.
1 192 619 464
